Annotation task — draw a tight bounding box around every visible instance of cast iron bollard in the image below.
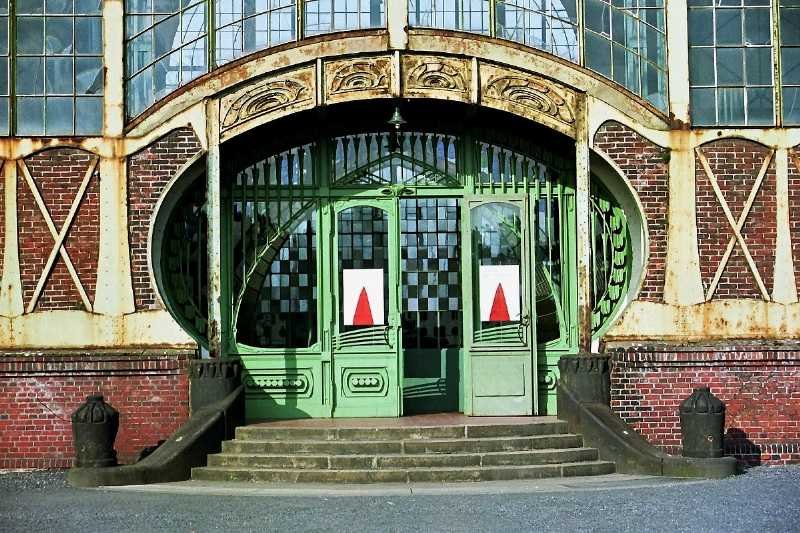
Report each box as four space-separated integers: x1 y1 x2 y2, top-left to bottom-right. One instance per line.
680 387 725 458
71 395 119 468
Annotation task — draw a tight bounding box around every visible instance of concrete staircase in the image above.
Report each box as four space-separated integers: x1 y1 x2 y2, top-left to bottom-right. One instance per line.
191 418 615 483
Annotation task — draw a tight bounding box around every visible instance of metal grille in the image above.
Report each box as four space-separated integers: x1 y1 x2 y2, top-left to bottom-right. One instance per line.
333 131 459 186
232 143 318 348
400 198 462 349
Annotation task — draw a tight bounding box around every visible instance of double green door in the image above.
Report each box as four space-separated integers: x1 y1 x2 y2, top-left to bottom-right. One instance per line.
328 195 537 417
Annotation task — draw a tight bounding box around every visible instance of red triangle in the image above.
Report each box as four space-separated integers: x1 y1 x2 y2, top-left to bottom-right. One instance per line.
352 287 374 326
489 283 511 322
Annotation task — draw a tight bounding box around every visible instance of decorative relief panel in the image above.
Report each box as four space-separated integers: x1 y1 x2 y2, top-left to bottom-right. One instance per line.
220 67 315 139
244 370 313 398
324 56 392 104
402 55 470 102
341 367 388 397
479 63 576 137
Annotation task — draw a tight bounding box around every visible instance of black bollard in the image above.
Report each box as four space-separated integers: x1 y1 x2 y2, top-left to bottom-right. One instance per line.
679 387 725 458
71 395 119 468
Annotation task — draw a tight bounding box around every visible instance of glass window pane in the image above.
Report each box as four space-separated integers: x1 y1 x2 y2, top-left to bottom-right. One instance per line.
716 10 743 45
585 32 612 77
585 0 610 35
45 16 74 54
782 48 800 84
153 14 180 57
717 87 745 124
745 87 774 125
688 8 713 45
75 96 102 134
75 17 102 54
745 47 772 85
75 0 102 14
45 56 73 93
0 56 7 94
0 96 8 135
17 17 45 54
691 87 716 125
46 0 72 14
18 0 44 14
0 16 7 55
780 8 800 46
716 47 744 86
16 57 44 95
75 56 103 94
744 8 770 45
45 96 73 135
783 87 800 125
17 96 45 135
690 47 715 85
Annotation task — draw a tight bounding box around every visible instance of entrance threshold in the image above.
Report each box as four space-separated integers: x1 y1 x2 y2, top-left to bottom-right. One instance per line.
245 413 559 429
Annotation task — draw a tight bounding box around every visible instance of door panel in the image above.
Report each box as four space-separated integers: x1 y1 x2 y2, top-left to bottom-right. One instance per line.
399 198 462 414
465 200 537 415
331 201 401 417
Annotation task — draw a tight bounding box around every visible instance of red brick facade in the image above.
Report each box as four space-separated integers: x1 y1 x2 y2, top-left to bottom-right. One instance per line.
17 149 100 311
696 140 776 300
789 147 800 296
611 346 800 465
0 351 191 469
128 128 203 310
593 121 668 302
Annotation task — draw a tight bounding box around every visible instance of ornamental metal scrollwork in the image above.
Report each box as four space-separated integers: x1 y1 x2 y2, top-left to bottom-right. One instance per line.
406 60 467 93
483 75 575 126
329 60 390 95
244 371 313 398
222 78 312 130
342 368 389 397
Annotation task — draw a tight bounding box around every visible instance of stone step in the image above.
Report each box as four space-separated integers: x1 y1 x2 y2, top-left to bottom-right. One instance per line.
207 447 600 469
221 434 584 455
191 461 616 483
234 421 569 442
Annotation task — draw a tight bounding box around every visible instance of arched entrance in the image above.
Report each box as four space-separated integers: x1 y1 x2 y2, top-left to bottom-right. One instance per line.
155 101 635 419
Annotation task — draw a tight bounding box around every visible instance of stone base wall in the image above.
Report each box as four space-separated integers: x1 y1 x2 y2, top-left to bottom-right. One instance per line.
0 350 191 469
610 345 800 465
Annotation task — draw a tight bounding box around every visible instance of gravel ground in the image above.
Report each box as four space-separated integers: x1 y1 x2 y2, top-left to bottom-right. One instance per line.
1 466 799 533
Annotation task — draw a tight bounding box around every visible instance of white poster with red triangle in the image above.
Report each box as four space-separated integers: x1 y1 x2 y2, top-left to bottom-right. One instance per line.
479 265 521 323
342 269 385 326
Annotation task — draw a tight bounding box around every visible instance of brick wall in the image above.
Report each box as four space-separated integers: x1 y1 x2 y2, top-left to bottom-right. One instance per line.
594 121 668 302
17 149 100 311
611 346 800 465
128 128 203 311
0 350 191 469
696 140 776 299
789 147 800 296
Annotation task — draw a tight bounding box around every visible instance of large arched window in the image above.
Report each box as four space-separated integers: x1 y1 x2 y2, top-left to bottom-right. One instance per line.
125 0 208 118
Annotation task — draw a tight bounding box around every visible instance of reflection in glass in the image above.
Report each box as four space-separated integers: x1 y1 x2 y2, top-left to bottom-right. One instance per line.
471 202 522 338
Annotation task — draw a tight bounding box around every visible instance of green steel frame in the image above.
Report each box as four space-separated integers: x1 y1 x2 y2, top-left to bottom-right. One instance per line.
158 126 632 419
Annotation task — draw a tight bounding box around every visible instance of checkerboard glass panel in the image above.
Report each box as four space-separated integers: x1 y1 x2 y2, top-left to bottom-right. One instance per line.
338 205 389 330
236 210 317 348
400 198 462 350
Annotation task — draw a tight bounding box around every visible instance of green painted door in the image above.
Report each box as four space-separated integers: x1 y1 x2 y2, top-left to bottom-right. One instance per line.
399 198 462 414
330 198 401 417
463 199 538 415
